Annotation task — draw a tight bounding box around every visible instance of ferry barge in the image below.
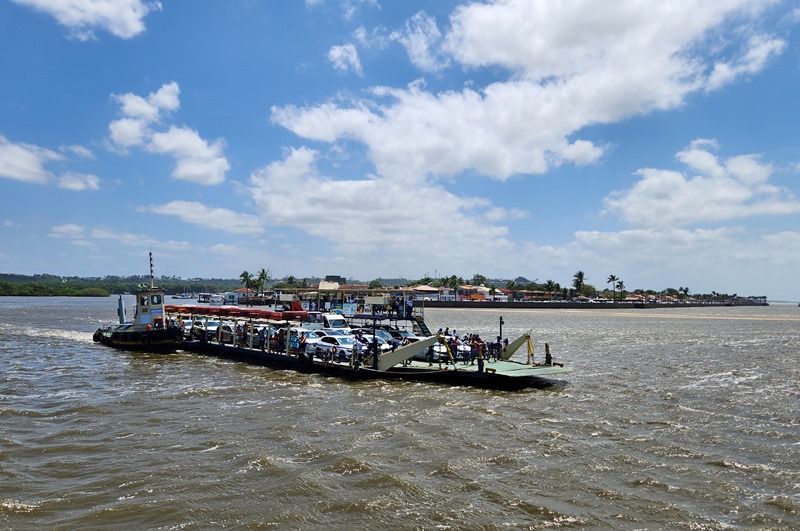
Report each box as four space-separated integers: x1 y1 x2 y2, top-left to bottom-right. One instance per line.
93 255 572 390
164 306 572 391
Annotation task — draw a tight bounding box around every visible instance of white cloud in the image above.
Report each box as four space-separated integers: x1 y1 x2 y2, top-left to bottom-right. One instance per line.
58 172 100 191
107 83 229 185
603 140 800 228
146 81 180 112
248 147 514 271
567 227 800 295
108 82 180 150
328 44 363 75
491 225 799 298
147 126 229 185
49 224 86 239
353 25 391 49
108 117 149 149
140 200 262 234
273 81 603 183
12 0 161 40
64 144 95 159
88 226 190 250
391 11 447 72
706 33 786 91
484 206 528 223
272 0 782 184
0 135 61 184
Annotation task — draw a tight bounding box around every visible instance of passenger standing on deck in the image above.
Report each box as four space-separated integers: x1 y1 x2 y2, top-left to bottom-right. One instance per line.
352 339 363 368
406 297 413 318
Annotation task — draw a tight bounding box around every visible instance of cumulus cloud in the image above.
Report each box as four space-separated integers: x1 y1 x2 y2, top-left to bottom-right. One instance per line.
108 82 180 150
58 172 100 191
107 82 229 185
147 126 230 185
328 43 363 75
140 200 262 234
272 0 782 184
12 0 161 40
0 135 62 184
248 147 514 270
567 226 800 294
603 140 800 228
272 81 603 183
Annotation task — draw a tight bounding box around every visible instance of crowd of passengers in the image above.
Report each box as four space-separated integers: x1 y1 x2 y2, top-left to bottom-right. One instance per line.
432 328 508 364
201 320 509 367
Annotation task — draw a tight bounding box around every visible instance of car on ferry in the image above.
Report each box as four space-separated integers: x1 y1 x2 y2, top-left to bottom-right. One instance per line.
191 319 220 341
294 327 322 350
219 322 247 345
317 328 354 339
181 319 194 339
359 328 399 347
387 329 422 343
311 335 356 361
357 334 393 353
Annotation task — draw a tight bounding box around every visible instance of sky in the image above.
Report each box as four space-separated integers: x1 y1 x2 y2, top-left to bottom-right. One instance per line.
1 0 800 301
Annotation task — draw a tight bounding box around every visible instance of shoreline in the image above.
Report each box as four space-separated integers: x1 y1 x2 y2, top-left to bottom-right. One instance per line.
420 300 770 310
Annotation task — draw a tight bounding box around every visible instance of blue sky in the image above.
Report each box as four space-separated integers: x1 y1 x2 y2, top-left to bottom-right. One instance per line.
2 0 799 301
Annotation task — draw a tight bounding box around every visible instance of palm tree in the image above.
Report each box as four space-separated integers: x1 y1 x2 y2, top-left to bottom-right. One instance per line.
239 270 253 291
681 286 689 303
616 280 625 300
256 268 270 295
572 271 585 298
607 274 619 302
544 280 558 300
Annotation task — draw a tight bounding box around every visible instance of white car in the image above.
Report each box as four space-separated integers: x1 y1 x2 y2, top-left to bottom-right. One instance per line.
357 334 393 353
297 328 322 348
218 321 243 344
312 335 356 361
191 320 219 341
181 320 193 339
319 328 353 339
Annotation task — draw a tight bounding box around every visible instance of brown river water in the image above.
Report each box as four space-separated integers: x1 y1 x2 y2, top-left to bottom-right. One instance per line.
1 297 798 529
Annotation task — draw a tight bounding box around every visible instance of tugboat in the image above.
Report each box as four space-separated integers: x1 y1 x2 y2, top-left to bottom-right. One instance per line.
93 253 183 351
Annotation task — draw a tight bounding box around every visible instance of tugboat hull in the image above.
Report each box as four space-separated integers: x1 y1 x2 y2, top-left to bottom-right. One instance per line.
94 325 183 352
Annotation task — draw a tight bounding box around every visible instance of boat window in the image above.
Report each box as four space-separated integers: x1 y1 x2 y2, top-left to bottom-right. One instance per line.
151 294 162 305
140 296 148 307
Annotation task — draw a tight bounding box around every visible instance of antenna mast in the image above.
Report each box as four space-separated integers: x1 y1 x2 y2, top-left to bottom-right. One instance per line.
149 252 154 289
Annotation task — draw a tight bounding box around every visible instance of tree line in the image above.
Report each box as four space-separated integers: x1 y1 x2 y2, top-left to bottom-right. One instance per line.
1 269 759 302
0 273 242 297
